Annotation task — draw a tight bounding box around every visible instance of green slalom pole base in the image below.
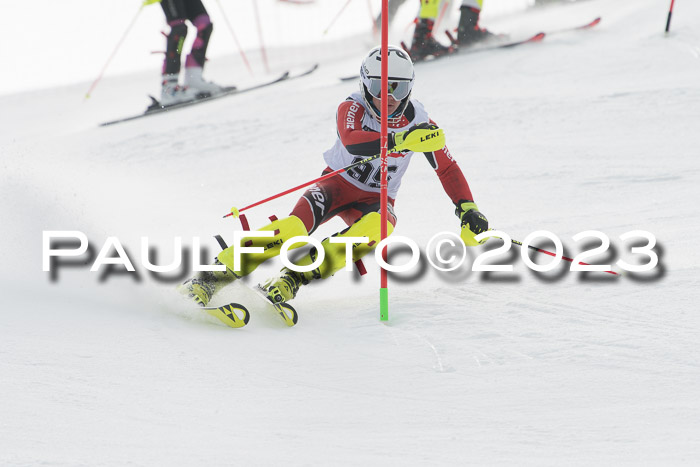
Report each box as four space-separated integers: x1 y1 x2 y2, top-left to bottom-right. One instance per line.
380 287 388 321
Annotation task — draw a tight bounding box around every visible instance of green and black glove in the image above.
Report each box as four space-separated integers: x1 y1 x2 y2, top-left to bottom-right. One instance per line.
389 122 445 153
456 200 488 246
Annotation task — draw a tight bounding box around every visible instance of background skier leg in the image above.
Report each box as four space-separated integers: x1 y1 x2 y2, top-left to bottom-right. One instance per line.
411 0 452 61
182 0 225 95
456 0 494 46
160 0 198 104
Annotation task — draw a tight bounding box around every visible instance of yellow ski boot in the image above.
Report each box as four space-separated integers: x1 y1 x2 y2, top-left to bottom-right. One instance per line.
178 259 239 307
260 211 394 304
261 267 314 304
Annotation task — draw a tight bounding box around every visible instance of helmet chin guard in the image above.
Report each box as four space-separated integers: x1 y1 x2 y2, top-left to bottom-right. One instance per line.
359 45 415 122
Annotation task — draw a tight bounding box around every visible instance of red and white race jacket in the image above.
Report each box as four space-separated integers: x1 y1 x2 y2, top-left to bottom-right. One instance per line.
323 92 475 204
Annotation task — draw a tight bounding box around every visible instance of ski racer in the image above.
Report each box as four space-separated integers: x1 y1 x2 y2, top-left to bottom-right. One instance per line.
410 0 493 61
159 0 224 105
179 46 489 307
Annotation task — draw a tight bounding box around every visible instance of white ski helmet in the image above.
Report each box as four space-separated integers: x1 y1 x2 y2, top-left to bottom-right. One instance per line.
359 45 415 121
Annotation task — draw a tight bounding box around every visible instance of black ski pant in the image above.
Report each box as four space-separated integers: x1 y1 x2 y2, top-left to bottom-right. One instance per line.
161 0 212 75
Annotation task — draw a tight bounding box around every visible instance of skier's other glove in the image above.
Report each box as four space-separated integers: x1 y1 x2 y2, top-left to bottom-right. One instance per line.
456 201 488 246
390 122 445 153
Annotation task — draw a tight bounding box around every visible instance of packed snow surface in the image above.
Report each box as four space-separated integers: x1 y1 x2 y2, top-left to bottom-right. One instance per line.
2 0 699 464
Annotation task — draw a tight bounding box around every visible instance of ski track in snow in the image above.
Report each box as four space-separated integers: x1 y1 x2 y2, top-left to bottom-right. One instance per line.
2 0 700 465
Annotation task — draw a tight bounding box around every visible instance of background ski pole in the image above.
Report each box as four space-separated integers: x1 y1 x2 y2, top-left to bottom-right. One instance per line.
324 0 355 35
367 0 378 37
85 0 157 99
665 0 676 34
223 153 382 219
215 0 254 75
252 0 270 73
510 238 620 276
435 0 451 33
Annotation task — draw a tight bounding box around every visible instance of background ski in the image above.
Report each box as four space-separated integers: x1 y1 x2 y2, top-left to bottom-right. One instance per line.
100 64 318 127
100 72 288 126
489 32 546 49
340 33 544 81
546 16 601 35
415 16 600 65
448 16 600 52
444 31 546 54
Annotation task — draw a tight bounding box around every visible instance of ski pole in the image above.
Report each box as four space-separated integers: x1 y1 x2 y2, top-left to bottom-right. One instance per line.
510 238 620 276
85 0 157 99
252 0 270 73
215 0 254 75
435 0 451 32
665 0 676 34
223 153 382 219
223 128 446 220
323 0 355 35
367 0 378 37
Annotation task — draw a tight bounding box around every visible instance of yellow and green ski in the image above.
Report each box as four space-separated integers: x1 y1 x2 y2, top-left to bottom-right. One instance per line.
253 284 299 327
203 303 251 328
200 291 298 329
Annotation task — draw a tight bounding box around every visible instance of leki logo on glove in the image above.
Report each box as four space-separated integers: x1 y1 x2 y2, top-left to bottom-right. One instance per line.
420 132 439 142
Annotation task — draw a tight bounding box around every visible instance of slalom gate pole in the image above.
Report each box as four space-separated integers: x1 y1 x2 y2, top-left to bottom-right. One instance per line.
222 154 383 219
85 0 154 99
215 0 254 75
379 0 389 322
252 0 270 73
510 239 620 276
323 0 355 35
665 0 676 34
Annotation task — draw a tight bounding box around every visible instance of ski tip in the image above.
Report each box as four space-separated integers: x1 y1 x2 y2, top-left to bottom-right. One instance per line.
205 302 251 328
274 302 298 327
238 304 252 325
221 303 251 327
585 17 602 29
497 32 545 49
295 63 319 78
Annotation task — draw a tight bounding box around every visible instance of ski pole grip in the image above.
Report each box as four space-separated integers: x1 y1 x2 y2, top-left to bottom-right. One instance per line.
223 206 241 219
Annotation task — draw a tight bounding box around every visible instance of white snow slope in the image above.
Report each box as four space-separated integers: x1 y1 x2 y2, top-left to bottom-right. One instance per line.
2 0 700 465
